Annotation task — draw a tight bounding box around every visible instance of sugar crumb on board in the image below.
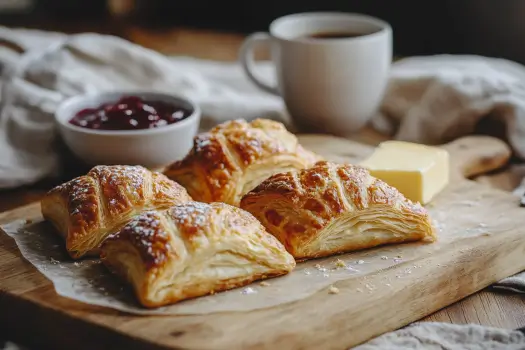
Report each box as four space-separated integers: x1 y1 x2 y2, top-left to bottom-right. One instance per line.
260 281 271 287
328 285 340 294
314 263 328 272
365 283 376 291
334 259 346 268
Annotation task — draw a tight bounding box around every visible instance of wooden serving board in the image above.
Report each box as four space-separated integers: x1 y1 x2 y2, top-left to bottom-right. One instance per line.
1 134 524 350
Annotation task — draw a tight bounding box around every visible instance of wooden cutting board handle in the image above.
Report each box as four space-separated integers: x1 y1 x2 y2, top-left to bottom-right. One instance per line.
441 136 511 180
298 134 511 181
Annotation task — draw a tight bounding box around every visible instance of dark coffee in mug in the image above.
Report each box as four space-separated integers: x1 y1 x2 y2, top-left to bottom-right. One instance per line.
306 31 366 39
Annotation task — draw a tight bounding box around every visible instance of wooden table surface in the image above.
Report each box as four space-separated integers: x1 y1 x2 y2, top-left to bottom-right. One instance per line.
1 26 525 342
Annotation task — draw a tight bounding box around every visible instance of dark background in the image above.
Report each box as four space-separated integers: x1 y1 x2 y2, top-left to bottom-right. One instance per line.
1 0 525 62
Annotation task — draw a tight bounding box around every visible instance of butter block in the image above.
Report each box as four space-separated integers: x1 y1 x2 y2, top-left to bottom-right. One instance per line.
359 141 449 204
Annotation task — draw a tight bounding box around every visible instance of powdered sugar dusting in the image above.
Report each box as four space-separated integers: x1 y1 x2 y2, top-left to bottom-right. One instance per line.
52 166 150 226
170 202 212 228
91 165 145 191
193 133 213 153
113 211 170 267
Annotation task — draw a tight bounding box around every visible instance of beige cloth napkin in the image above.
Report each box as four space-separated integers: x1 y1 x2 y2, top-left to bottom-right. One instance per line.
2 27 525 349
372 55 525 159
355 323 525 349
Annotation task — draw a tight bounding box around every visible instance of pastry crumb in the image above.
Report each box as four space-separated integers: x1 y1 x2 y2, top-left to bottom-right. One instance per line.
260 281 271 287
314 263 327 272
396 255 402 259
335 259 346 268
356 260 365 265
25 219 33 224
356 288 363 293
380 256 388 260
328 286 340 294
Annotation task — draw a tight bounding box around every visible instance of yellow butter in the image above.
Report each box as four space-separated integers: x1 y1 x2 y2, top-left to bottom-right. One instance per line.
359 141 449 204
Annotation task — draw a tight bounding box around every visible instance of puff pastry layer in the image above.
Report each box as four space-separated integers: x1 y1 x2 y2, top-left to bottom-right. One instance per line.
100 201 296 308
41 165 192 259
163 118 320 206
240 161 436 260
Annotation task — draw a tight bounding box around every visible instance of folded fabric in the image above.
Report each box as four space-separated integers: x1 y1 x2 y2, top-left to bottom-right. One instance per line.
372 55 525 158
355 322 525 350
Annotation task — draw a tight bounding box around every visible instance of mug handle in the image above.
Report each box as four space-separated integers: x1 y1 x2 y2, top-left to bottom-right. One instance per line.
239 32 279 95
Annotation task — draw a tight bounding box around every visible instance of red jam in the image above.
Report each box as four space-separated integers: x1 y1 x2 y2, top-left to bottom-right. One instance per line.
69 95 192 130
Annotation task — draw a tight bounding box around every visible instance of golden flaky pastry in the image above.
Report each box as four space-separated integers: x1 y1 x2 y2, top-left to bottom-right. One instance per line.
100 201 296 308
240 161 437 260
41 165 192 259
163 118 320 206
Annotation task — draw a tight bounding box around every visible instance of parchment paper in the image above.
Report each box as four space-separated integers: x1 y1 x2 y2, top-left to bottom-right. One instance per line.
1 219 439 316
1 181 521 315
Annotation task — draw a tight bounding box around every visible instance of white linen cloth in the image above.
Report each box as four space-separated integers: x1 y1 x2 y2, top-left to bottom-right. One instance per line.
372 55 525 158
355 323 525 349
2 26 525 349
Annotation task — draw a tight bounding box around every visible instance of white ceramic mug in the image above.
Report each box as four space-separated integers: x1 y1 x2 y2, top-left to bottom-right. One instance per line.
240 12 392 134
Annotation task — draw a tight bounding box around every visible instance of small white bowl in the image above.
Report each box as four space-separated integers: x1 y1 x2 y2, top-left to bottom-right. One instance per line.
55 91 200 169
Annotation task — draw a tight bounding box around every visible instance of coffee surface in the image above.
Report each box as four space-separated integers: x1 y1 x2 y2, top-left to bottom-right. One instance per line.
307 31 364 39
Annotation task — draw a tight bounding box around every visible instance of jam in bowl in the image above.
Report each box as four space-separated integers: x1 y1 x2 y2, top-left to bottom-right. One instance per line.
69 95 193 131
55 91 200 168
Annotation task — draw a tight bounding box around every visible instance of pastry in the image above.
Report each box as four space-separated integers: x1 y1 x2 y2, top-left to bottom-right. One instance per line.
240 161 436 260
41 165 192 259
100 201 296 308
163 118 320 206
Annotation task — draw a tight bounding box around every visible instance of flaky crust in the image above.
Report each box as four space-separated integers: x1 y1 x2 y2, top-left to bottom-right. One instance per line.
163 118 320 206
100 201 296 308
240 161 437 259
41 165 192 259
